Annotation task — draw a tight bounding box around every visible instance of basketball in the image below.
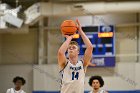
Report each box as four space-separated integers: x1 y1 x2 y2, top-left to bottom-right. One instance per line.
61 20 77 35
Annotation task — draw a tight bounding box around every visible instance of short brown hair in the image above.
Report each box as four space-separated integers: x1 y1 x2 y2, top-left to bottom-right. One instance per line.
69 41 79 51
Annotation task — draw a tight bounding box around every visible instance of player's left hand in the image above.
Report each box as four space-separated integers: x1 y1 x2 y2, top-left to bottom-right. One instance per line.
76 19 82 31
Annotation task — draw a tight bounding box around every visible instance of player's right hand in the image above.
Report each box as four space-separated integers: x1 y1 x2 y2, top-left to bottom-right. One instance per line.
63 33 76 39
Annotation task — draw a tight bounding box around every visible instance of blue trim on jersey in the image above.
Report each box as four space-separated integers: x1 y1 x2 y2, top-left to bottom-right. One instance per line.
80 59 85 69
59 61 68 72
80 59 87 73
60 59 83 73
80 59 84 64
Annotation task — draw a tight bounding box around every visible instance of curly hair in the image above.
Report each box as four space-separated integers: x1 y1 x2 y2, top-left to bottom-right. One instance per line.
88 75 104 87
13 76 26 85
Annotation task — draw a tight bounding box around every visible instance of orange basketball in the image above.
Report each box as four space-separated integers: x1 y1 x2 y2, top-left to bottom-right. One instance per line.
61 20 77 35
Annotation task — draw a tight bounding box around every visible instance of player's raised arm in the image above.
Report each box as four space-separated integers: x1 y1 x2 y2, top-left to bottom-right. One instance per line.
76 19 93 67
57 35 73 69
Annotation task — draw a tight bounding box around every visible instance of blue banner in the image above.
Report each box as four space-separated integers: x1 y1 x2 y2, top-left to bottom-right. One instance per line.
91 57 115 67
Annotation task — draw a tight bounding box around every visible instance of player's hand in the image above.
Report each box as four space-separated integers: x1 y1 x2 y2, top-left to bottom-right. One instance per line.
63 33 77 39
63 34 73 39
76 19 82 31
63 35 73 39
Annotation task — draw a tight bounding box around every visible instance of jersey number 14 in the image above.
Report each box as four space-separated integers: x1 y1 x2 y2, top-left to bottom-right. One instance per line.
72 72 79 80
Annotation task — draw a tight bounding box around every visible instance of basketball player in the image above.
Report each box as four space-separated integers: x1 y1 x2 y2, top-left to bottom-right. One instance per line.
6 76 26 93
88 76 108 93
58 19 93 93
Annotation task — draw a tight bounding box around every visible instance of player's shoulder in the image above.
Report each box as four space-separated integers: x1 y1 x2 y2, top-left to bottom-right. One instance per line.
6 88 11 92
78 59 84 65
20 89 26 93
6 88 13 91
101 89 108 93
78 58 85 63
6 88 10 91
59 59 69 72
88 91 92 93
22 90 26 93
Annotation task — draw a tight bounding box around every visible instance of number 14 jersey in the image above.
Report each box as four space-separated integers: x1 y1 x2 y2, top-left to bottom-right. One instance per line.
60 60 85 93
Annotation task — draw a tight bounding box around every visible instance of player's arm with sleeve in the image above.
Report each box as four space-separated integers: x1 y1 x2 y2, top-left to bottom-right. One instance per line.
57 35 73 69
76 19 93 67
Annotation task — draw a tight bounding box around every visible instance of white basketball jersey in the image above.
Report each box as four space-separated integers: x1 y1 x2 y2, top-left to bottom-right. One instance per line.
60 60 85 93
89 90 106 93
6 88 26 93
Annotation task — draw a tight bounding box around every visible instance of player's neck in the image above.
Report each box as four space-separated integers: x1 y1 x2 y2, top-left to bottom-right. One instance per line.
69 56 78 65
15 87 21 91
93 88 100 93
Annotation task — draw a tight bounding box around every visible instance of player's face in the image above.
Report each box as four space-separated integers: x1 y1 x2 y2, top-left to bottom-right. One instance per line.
15 80 23 88
68 44 79 56
92 80 100 90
